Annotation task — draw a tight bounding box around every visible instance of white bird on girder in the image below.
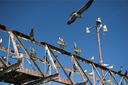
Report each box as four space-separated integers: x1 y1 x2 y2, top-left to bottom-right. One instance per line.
11 53 24 60
107 65 114 70
67 0 94 25
88 72 93 76
0 38 2 45
74 42 81 55
101 64 109 67
97 60 103 65
88 56 94 62
84 69 87 73
57 37 67 49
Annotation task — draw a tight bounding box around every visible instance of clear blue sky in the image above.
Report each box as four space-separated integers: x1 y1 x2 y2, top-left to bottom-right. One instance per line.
0 0 128 85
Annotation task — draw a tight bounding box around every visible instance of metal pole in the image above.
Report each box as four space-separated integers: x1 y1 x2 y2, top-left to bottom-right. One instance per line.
96 24 104 78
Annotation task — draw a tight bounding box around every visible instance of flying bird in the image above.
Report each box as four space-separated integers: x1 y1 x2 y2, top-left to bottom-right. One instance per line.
30 28 36 41
67 0 94 25
57 37 67 49
124 70 127 76
74 42 81 55
88 56 94 62
11 53 24 60
0 38 2 45
118 66 123 74
30 47 37 57
107 65 114 70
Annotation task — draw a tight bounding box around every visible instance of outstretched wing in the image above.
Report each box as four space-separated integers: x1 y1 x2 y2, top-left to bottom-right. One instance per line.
67 15 77 25
77 0 93 15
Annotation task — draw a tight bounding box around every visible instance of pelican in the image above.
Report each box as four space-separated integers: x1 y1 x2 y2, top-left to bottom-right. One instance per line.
11 53 23 60
124 70 127 76
0 38 2 45
67 0 94 25
97 60 103 65
30 47 36 57
88 56 94 62
30 28 36 41
107 65 114 70
57 37 67 49
101 64 109 67
74 42 81 55
118 66 123 74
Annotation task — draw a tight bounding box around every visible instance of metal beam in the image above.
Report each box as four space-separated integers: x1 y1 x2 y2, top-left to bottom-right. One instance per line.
25 73 59 85
46 45 74 85
72 55 92 85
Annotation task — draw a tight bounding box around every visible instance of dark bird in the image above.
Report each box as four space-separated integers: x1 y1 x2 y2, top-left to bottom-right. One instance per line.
73 64 77 71
67 0 94 25
124 70 127 76
118 66 123 74
57 37 67 49
30 28 36 41
29 46 36 57
74 42 81 55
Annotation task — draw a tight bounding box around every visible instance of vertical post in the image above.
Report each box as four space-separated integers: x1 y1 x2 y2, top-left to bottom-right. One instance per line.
71 59 74 83
44 45 46 75
109 72 113 85
7 35 11 66
21 57 24 68
96 25 104 78
92 65 96 85
124 78 127 85
49 65 51 85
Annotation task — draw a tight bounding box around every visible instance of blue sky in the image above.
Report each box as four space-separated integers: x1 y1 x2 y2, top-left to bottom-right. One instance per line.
0 0 128 85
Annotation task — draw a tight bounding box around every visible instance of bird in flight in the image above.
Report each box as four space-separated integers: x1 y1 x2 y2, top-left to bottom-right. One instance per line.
67 0 94 25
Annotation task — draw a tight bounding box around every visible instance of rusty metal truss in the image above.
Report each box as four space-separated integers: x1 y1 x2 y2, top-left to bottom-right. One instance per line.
0 25 128 85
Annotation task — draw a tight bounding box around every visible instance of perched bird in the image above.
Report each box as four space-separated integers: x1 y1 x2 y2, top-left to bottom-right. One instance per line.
73 64 77 71
57 37 67 49
88 72 93 76
88 56 94 62
107 65 114 70
97 60 103 65
84 69 87 73
30 28 36 41
124 70 127 76
67 0 94 25
11 53 24 60
1 56 11 65
29 47 36 57
101 64 109 67
74 42 81 55
0 38 2 45
16 43 21 51
118 66 123 74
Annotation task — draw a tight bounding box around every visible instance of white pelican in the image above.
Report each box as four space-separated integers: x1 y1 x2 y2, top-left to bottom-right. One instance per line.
11 53 24 60
88 56 94 62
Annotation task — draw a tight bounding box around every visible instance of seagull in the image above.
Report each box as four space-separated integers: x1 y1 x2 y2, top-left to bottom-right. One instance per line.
30 28 36 41
97 60 103 65
29 47 36 57
118 66 123 74
16 43 21 51
107 65 114 70
84 69 87 73
101 64 109 67
88 72 93 76
57 37 67 49
74 42 81 55
1 56 11 65
11 53 24 60
0 38 2 45
124 70 127 76
88 56 94 62
67 0 94 25
73 64 77 71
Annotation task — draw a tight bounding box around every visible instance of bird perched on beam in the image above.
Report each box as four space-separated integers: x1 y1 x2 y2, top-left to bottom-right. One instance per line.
74 42 81 55
0 38 2 45
88 56 94 62
57 37 67 49
16 43 21 51
11 53 24 60
30 46 36 57
30 28 36 41
67 0 94 25
118 66 123 74
124 70 127 76
107 65 114 70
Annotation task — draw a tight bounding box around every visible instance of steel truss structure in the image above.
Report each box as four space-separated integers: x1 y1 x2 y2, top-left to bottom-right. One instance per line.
0 25 128 85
